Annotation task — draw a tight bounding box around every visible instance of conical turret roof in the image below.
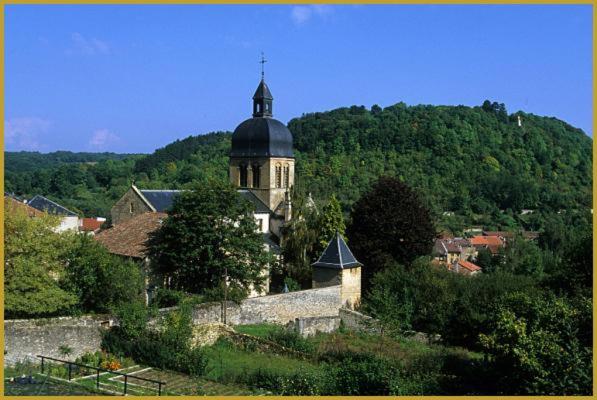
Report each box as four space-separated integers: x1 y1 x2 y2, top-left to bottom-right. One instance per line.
312 232 362 269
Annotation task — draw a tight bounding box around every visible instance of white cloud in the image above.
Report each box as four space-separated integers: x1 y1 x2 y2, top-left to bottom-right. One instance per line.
68 32 110 56
89 129 121 150
291 5 333 25
4 117 51 150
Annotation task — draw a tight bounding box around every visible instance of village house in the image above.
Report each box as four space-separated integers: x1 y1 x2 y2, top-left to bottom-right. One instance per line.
27 195 79 232
95 212 167 304
449 259 482 276
469 235 504 256
5 194 45 218
432 237 475 264
6 193 80 233
79 217 106 235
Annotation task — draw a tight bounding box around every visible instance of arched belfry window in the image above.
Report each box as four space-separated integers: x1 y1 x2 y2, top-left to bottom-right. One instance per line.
239 165 248 187
283 164 290 188
275 164 282 188
252 164 261 188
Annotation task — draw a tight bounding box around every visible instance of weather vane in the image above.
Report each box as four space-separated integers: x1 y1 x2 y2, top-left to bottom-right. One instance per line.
260 52 267 80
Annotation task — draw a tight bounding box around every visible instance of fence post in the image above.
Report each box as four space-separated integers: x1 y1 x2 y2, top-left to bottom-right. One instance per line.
124 375 128 395
68 363 72 381
40 357 44 374
96 369 100 389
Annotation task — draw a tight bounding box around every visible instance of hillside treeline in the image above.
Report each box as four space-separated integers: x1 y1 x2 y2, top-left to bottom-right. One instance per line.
4 100 592 233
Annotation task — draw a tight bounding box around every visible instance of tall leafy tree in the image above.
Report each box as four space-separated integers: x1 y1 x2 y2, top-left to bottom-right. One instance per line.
346 176 436 289
147 180 273 297
4 201 78 318
480 292 592 395
280 191 319 286
63 235 145 313
314 194 346 256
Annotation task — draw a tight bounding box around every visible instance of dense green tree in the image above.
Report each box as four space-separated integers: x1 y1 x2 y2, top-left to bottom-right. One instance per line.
314 194 346 256
147 180 273 297
280 191 320 287
346 176 436 289
500 236 544 277
480 292 592 395
63 235 145 313
4 202 77 318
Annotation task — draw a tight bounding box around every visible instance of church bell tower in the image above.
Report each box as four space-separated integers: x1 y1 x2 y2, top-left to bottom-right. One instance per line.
229 60 295 235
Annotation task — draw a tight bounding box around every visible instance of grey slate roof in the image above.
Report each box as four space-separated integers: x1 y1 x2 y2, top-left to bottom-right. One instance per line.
230 117 294 158
237 189 272 214
312 232 362 269
138 188 272 214
139 190 181 212
253 79 273 100
27 195 77 216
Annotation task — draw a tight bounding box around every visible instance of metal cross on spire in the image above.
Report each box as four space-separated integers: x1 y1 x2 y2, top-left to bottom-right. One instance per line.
259 52 267 80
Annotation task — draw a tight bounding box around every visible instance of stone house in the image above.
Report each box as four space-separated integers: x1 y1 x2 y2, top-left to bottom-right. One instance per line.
432 237 475 264
449 259 482 276
95 212 167 304
469 235 504 256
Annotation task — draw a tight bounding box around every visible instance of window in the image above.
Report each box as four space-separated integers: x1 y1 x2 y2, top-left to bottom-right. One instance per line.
275 164 282 188
129 202 134 213
239 165 248 187
252 164 260 188
257 219 263 232
256 103 261 113
283 164 290 188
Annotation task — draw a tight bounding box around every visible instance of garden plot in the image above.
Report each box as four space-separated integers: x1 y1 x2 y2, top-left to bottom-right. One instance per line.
110 367 256 396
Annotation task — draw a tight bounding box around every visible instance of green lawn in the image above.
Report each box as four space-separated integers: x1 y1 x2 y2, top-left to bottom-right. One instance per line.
203 338 321 383
234 323 281 338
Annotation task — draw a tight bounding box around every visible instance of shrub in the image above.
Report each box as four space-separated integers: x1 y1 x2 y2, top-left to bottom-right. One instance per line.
113 301 149 340
321 352 396 395
266 327 314 354
244 368 323 395
150 288 186 308
101 330 208 376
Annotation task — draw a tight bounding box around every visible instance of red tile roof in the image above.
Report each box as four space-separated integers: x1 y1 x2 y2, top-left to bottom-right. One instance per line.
95 212 167 258
80 218 104 232
457 259 482 273
470 235 503 246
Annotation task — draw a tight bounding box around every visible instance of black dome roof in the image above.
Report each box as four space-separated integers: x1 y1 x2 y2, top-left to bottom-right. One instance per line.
231 117 294 158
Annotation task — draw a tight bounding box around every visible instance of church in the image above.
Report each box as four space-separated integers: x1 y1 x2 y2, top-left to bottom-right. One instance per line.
107 76 296 296
111 77 294 238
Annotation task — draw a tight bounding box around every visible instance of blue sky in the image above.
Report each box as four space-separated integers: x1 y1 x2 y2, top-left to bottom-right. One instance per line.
5 5 593 153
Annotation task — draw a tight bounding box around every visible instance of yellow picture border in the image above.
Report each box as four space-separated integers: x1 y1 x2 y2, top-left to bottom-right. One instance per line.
0 2 594 399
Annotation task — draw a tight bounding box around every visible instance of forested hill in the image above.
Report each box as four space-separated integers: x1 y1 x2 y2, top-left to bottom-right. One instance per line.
5 151 138 173
4 101 592 231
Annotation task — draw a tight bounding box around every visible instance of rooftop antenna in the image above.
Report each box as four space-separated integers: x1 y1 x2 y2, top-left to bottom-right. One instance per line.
259 52 267 80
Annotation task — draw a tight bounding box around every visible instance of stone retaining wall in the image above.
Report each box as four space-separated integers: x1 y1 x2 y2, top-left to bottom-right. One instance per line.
156 285 342 327
4 315 113 366
5 286 342 365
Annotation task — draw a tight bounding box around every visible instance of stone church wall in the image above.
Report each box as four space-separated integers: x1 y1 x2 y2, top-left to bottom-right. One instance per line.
4 315 113 366
110 187 152 225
